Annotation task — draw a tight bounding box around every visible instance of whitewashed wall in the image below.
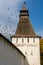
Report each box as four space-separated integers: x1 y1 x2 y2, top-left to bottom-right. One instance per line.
0 35 29 65
12 37 41 65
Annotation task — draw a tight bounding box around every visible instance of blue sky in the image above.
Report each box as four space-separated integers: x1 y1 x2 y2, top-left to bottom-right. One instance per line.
0 0 43 38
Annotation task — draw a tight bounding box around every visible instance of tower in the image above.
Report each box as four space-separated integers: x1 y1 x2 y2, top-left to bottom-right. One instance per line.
11 2 41 65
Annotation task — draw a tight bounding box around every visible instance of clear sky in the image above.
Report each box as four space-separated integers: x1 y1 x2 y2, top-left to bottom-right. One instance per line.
0 0 43 39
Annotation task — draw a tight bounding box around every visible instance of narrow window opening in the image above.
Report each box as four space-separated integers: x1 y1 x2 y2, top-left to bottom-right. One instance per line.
31 51 33 55
16 38 18 43
33 38 35 42
27 37 29 42
22 38 23 43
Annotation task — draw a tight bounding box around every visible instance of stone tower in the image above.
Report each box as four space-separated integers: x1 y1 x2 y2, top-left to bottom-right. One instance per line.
11 2 41 65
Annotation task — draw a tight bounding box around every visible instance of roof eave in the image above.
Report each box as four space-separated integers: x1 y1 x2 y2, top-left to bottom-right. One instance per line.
11 35 41 38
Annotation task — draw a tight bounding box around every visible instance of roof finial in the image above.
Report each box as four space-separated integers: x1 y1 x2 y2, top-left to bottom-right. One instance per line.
24 1 26 5
23 1 26 7
22 1 26 10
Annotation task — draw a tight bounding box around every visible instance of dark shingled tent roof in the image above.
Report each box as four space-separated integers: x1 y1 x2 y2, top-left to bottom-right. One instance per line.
15 18 36 36
15 2 36 36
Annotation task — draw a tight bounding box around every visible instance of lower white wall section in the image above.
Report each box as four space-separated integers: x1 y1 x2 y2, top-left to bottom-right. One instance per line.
16 45 40 65
27 46 40 65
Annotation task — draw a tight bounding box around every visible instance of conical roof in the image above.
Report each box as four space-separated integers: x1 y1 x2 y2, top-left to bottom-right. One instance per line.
15 2 36 36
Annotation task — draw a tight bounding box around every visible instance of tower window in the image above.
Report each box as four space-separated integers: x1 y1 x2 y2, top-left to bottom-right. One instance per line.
16 38 18 43
33 38 35 42
22 38 23 43
27 37 29 43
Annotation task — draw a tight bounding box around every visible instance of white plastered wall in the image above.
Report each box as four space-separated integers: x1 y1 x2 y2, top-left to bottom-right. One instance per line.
12 37 41 65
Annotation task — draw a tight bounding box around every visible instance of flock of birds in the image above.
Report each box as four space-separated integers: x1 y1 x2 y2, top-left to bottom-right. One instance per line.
0 1 29 41
0 7 18 41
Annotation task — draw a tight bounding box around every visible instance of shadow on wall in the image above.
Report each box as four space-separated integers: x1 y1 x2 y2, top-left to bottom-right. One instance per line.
24 57 29 65
0 34 29 65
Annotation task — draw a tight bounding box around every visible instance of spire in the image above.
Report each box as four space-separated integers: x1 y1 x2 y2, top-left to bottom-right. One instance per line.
15 2 36 36
19 1 29 17
22 2 26 10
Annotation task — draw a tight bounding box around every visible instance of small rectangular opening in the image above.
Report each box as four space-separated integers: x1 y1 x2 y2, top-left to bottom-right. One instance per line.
16 38 18 43
22 38 23 43
33 38 35 42
27 37 29 43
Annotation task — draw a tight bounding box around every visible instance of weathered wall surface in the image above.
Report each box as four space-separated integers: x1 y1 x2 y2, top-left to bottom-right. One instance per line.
0 35 29 65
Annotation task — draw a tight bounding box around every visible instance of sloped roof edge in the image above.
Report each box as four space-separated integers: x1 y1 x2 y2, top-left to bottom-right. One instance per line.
11 35 41 38
0 34 25 57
